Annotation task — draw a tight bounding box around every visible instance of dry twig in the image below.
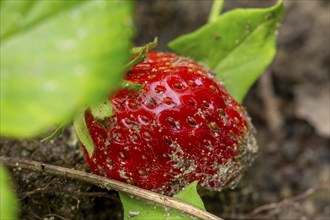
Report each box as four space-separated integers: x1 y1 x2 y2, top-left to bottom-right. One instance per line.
250 184 328 216
0 156 222 220
259 72 284 136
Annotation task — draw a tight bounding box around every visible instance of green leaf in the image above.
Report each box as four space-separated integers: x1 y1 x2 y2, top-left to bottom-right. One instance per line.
173 181 205 211
0 163 19 220
0 0 133 137
168 1 284 102
119 181 205 220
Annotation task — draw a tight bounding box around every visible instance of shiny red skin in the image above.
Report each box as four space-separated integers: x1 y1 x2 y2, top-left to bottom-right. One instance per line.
84 52 254 195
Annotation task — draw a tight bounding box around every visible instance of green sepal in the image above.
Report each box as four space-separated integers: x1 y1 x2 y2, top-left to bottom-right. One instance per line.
73 109 95 157
120 80 143 91
90 100 113 120
126 37 158 70
73 99 113 157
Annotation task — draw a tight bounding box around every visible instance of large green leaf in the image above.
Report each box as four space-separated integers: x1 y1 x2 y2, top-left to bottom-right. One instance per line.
119 181 205 220
0 0 133 137
168 1 284 102
0 163 19 220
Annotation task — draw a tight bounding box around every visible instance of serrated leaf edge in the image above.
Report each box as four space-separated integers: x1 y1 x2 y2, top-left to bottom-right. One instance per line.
213 1 284 73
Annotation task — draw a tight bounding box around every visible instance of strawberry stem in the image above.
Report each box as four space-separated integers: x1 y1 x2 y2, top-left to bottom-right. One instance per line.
131 37 158 54
208 0 224 23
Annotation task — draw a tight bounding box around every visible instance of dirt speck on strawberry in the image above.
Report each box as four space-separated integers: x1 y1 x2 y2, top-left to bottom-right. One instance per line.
83 51 258 195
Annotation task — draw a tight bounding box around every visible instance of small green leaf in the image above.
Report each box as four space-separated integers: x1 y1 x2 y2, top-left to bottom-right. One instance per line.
0 0 133 137
169 1 284 102
0 163 19 220
119 181 205 220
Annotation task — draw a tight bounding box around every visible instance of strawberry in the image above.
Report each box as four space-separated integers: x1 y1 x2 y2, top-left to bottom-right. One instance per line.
83 51 258 195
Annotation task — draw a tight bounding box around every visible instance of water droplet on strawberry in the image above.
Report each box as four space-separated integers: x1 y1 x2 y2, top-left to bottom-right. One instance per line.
195 78 203 86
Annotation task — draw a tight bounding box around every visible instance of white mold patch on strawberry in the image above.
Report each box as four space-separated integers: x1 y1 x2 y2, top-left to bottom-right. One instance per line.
80 52 258 195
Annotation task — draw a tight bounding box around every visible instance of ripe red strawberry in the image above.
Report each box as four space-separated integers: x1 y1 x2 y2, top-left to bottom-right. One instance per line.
83 51 257 195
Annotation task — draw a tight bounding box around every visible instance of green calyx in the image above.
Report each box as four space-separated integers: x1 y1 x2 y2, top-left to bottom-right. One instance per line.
73 109 95 157
73 100 113 157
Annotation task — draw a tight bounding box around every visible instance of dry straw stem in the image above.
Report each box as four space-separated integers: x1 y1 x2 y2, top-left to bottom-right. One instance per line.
250 183 329 216
0 156 222 220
